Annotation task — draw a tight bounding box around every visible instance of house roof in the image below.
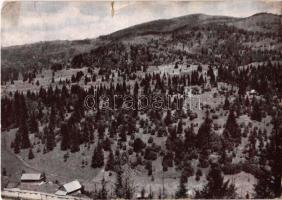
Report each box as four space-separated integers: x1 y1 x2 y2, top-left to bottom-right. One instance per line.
55 190 68 196
21 173 42 181
62 180 82 193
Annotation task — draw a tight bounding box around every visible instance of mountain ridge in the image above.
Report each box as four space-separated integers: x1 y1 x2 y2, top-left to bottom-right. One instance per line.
101 12 281 40
1 12 281 82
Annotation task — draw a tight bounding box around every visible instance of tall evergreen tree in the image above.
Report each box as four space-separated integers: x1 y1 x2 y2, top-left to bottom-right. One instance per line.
29 113 39 133
13 132 21 154
196 113 212 148
60 123 70 150
254 171 275 198
223 96 230 110
97 177 108 199
105 148 115 171
195 164 236 198
175 171 187 198
223 110 241 139
251 101 262 122
91 142 104 168
18 118 31 149
115 169 124 198
177 120 183 134
28 148 35 159
46 126 55 151
164 110 172 125
265 116 282 197
69 125 80 153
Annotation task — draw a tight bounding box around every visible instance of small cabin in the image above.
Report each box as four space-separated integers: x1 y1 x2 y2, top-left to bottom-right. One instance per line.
20 173 44 183
55 180 82 196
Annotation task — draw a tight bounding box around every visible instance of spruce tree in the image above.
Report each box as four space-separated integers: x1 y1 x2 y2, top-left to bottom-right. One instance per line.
223 110 240 139
265 117 282 197
223 96 230 110
196 114 212 148
175 171 187 198
184 126 196 150
28 148 35 159
70 125 80 153
60 123 70 150
124 175 134 199
164 110 172 126
195 164 236 198
177 120 183 134
91 142 104 168
97 177 108 199
13 132 21 154
82 123 90 143
46 126 55 151
254 171 275 198
29 113 39 133
251 101 262 122
19 118 31 149
115 169 124 198
105 149 115 171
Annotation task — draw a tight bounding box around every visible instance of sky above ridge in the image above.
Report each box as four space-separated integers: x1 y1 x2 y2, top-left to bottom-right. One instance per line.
1 0 282 46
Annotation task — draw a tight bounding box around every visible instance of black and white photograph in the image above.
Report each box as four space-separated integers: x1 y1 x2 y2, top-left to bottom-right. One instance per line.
1 1 282 199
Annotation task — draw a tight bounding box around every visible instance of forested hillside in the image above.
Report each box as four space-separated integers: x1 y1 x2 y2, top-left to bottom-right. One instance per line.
1 13 282 199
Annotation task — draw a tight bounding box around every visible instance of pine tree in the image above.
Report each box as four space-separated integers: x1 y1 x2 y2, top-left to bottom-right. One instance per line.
219 139 227 165
91 142 104 168
82 123 90 143
195 164 236 198
164 110 172 125
46 106 56 151
60 123 70 151
124 175 134 199
70 125 80 153
29 113 39 133
184 126 196 150
19 118 31 149
273 132 282 197
251 100 262 122
177 120 183 134
266 117 282 197
2 168 7 176
97 177 108 199
98 123 105 140
105 149 115 171
196 114 212 148
223 96 230 110
254 171 275 198
175 171 187 198
46 126 55 151
13 132 21 154
28 148 35 159
14 141 20 154
115 169 124 198
223 110 240 139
